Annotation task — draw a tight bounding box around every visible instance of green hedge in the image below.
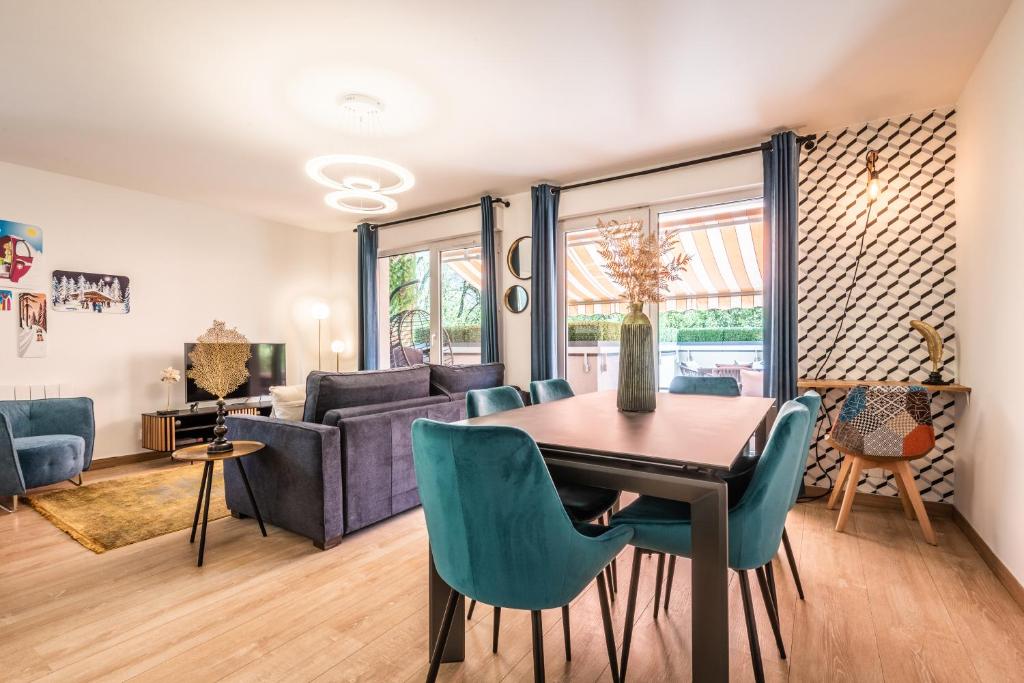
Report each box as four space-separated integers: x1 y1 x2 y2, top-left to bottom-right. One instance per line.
419 322 760 344
567 321 621 342
444 325 482 343
674 327 761 342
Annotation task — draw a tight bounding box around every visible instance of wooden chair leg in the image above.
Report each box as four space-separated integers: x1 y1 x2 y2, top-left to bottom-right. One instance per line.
652 553 666 620
492 606 501 653
827 455 853 510
893 471 917 520
664 555 677 610
427 588 460 683
738 571 765 683
755 566 786 659
895 460 937 545
595 572 620 683
619 548 644 681
561 605 571 661
835 456 863 533
531 610 546 683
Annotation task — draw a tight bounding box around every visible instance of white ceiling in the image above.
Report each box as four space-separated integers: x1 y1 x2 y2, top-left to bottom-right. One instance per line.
0 0 1010 232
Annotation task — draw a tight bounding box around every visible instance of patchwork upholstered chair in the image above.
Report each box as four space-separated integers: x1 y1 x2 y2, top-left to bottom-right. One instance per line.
826 385 937 544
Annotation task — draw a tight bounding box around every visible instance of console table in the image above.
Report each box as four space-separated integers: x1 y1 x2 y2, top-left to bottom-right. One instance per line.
141 403 272 452
798 378 971 393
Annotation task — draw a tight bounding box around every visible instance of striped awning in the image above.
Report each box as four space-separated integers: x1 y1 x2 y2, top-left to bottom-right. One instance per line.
441 246 483 290
566 200 764 314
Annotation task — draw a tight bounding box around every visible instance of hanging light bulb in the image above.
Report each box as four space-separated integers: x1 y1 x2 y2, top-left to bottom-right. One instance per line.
865 150 880 202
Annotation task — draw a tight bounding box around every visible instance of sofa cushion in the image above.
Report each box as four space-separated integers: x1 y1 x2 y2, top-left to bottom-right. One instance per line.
321 395 451 427
303 365 431 424
14 434 86 489
429 363 505 397
269 384 306 420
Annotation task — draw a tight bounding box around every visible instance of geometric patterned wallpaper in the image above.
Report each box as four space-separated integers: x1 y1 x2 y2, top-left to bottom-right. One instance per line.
798 107 958 502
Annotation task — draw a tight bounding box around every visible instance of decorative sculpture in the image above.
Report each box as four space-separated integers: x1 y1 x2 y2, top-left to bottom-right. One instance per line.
187 321 251 453
909 319 948 385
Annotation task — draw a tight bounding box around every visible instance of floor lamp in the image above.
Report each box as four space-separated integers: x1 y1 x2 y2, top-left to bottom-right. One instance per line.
312 303 330 371
330 340 345 372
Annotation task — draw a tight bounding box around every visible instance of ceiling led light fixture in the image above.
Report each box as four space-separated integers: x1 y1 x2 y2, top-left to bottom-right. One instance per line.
306 154 415 216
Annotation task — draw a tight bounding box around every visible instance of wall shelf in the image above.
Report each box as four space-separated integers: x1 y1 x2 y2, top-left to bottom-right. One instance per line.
797 378 971 394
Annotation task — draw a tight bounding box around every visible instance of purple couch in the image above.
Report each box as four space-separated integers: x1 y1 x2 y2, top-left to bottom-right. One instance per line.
224 363 506 549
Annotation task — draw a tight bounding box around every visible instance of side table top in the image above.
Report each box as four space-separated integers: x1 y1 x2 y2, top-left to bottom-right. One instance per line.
172 440 266 462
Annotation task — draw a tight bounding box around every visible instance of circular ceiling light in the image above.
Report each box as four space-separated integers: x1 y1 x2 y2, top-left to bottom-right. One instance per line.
324 189 398 215
338 93 384 116
341 175 381 192
305 154 415 195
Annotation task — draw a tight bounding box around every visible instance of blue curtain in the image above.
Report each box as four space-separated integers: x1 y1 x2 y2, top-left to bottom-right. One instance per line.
531 184 560 381
479 196 500 363
357 222 379 371
762 132 800 403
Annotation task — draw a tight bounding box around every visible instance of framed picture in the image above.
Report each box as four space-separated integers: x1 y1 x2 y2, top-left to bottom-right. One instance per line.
0 219 44 289
18 292 47 358
0 290 11 311
51 270 130 314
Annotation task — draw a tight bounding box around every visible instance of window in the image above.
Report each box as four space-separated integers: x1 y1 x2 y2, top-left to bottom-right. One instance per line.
378 236 489 368
558 197 764 395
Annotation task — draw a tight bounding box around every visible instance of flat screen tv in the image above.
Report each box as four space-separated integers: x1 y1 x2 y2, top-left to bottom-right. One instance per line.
185 343 286 403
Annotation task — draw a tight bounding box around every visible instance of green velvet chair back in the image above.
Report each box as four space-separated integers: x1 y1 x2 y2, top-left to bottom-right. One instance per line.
790 391 822 508
466 386 524 418
727 400 810 570
529 378 574 404
668 375 739 397
411 419 632 610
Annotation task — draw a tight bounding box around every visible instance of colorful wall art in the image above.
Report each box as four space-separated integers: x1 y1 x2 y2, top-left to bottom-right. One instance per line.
51 270 130 314
0 290 11 311
0 219 44 288
18 292 47 358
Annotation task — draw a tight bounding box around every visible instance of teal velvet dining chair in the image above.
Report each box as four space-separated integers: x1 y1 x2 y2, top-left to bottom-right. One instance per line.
412 419 632 683
528 378 574 404
667 375 739 397
611 400 810 683
466 385 524 419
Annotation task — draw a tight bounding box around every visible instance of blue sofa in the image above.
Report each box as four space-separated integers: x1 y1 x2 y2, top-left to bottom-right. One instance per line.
225 363 507 549
0 398 96 508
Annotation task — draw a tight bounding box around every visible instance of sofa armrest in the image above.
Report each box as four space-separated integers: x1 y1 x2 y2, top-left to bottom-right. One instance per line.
225 415 343 549
0 414 25 497
28 398 95 469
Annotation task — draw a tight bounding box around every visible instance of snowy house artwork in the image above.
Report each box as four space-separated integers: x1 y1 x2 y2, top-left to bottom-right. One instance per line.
51 270 130 314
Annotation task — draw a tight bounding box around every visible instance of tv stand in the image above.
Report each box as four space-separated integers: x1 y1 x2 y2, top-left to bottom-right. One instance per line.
141 402 272 452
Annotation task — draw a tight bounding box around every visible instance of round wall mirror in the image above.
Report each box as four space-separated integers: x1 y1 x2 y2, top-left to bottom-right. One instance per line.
506 236 532 280
503 285 529 313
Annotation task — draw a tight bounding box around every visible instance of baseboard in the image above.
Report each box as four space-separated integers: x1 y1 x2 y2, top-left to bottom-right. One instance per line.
952 507 1024 611
803 484 953 518
90 451 167 470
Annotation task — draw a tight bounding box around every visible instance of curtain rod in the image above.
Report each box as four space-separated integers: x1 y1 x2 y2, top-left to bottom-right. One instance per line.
351 197 510 232
555 134 817 193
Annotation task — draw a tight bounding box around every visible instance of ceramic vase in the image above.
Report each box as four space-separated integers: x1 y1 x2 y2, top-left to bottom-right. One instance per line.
617 303 657 412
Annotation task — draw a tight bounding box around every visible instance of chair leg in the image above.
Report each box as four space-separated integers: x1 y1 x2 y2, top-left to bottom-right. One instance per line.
467 599 477 620
604 563 616 602
561 605 571 661
595 571 620 683
611 556 618 593
781 527 805 600
827 455 852 510
427 588 461 683
835 457 863 533
895 460 937 545
663 555 676 611
620 548 644 681
893 470 917 520
0 495 18 513
738 570 765 683
755 566 786 659
764 561 778 609
67 473 83 487
652 553 666 620
492 606 501 653
531 610 546 683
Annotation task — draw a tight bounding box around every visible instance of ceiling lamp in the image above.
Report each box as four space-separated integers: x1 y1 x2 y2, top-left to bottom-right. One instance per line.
305 154 415 195
324 189 398 215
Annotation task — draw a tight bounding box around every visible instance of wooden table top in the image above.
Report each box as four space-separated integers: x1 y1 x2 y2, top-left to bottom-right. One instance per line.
797 378 971 393
460 390 775 471
171 440 265 462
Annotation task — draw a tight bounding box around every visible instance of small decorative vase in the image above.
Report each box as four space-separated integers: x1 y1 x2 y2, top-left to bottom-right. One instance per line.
207 398 234 454
617 303 657 412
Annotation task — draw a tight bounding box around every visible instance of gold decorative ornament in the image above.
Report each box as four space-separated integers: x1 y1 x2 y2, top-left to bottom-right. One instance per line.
187 321 251 453
909 320 948 385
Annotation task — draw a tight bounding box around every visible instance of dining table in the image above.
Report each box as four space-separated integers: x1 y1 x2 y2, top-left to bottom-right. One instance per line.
426 389 775 682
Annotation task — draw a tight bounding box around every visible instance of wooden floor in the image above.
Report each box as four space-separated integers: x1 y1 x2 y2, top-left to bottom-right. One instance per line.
2 460 1024 682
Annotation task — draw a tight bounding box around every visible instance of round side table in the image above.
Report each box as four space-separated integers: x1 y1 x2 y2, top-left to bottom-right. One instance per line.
172 440 266 567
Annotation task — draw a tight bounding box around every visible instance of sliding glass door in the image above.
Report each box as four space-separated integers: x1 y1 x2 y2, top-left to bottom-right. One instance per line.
378 249 432 368
440 245 483 365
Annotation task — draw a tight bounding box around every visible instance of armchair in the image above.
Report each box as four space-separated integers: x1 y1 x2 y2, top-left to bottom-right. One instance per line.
0 397 95 511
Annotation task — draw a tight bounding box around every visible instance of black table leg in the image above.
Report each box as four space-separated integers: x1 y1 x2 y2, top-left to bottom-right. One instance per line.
691 480 729 682
428 549 465 662
197 461 214 567
235 458 267 537
189 459 210 544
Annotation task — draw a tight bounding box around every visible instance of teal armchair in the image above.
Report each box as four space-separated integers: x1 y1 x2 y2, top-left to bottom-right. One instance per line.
0 398 95 510
412 419 632 682
612 400 810 682
528 378 574 404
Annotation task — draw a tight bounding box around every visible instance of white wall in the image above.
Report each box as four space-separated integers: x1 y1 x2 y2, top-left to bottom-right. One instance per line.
954 0 1023 582
333 154 762 388
0 162 331 459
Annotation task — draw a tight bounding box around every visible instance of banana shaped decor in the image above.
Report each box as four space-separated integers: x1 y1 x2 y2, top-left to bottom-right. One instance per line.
910 320 948 384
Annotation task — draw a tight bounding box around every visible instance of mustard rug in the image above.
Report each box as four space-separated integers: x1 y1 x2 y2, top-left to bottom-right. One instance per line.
25 462 229 553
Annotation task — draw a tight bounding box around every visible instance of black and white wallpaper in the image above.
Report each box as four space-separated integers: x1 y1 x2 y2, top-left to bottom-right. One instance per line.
798 107 958 502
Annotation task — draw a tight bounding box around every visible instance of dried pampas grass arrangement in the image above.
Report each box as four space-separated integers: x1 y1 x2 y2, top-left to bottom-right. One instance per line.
596 217 690 304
